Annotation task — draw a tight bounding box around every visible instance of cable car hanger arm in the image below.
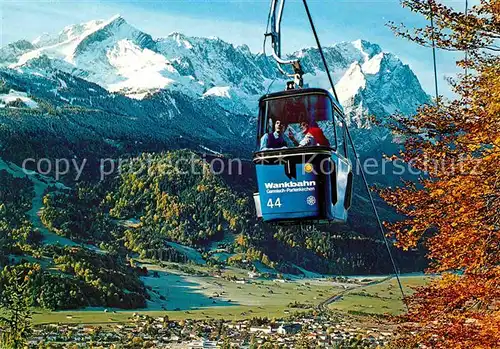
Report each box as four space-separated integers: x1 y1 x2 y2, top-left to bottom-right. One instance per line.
265 0 304 88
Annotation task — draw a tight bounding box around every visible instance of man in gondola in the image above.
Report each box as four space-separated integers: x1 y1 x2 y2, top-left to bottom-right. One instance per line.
259 119 294 150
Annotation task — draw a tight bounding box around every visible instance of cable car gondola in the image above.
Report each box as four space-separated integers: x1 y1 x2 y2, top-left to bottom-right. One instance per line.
253 88 353 224
252 0 353 224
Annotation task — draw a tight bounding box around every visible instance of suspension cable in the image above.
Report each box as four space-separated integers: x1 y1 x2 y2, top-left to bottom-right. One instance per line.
429 0 440 102
465 0 469 78
301 0 408 308
344 127 408 309
301 0 339 102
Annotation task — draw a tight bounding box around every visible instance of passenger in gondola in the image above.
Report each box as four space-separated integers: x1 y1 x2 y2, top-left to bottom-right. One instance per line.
260 119 294 150
289 120 330 147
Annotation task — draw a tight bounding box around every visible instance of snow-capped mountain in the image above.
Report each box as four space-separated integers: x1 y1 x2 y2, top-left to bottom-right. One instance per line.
10 15 198 98
2 15 429 128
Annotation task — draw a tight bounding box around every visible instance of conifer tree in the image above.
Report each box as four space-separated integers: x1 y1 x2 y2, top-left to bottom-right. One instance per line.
0 268 33 349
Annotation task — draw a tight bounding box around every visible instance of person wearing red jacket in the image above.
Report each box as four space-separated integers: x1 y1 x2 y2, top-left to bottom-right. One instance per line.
288 120 330 147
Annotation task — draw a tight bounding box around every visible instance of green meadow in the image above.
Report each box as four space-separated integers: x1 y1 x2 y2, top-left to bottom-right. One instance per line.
328 275 433 315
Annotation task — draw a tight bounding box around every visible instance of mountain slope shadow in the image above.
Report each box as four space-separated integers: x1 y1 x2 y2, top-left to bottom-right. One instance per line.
141 270 235 311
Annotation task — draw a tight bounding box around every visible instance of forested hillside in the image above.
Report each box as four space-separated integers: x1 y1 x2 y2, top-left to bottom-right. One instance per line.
0 148 426 310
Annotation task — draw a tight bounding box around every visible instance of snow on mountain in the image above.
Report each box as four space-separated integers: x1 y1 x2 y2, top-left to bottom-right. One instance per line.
362 53 384 75
10 15 200 98
168 32 194 50
155 33 265 109
1 15 429 132
31 18 114 47
0 40 35 66
336 62 366 106
0 89 39 109
105 40 176 92
328 40 429 127
202 86 253 115
203 86 232 99
16 15 128 66
352 39 381 62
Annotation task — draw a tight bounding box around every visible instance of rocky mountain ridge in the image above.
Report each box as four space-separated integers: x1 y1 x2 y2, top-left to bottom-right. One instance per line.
1 15 429 130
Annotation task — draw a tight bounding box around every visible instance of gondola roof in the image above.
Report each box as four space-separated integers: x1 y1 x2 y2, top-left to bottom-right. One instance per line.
258 87 345 117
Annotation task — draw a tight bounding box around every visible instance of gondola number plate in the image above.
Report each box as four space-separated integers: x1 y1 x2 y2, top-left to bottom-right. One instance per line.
267 198 282 208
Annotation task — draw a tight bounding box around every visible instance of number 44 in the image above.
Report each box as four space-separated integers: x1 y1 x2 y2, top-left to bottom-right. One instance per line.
267 198 282 208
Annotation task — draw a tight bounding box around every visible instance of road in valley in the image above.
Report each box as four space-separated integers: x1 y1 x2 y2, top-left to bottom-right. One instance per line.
317 276 395 312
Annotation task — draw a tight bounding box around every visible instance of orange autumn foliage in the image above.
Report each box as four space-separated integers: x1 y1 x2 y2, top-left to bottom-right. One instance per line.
380 1 500 348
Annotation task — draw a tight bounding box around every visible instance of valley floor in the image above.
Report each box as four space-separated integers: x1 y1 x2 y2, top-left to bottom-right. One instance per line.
31 271 429 326
26 273 428 348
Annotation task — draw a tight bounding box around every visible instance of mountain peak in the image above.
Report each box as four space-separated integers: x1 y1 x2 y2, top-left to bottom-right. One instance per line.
207 36 223 42
29 15 126 50
3 16 429 125
71 14 155 56
237 44 251 54
97 14 129 31
351 39 382 60
166 32 193 49
168 31 187 39
2 40 34 51
80 14 128 35
107 14 124 23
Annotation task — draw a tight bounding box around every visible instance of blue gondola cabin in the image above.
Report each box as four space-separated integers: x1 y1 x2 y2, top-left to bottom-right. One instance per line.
253 88 353 224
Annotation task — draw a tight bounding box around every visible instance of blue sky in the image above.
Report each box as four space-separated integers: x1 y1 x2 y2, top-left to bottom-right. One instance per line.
1 0 469 97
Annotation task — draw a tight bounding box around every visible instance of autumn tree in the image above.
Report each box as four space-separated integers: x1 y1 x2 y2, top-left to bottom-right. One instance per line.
380 0 500 348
